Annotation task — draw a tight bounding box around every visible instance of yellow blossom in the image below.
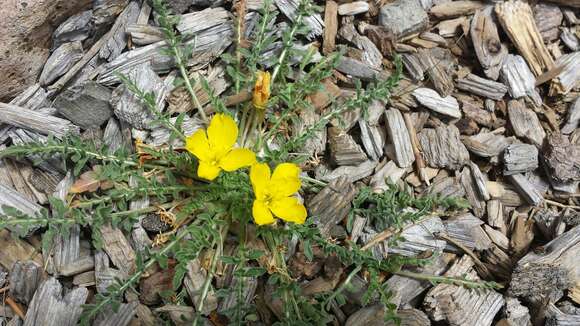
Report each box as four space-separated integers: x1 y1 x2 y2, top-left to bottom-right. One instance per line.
252 70 271 109
185 114 256 180
250 162 307 225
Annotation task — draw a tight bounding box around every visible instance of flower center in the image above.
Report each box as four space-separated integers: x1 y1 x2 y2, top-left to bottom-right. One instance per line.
263 193 273 207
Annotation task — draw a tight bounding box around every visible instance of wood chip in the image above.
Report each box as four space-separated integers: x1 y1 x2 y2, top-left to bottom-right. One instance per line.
419 125 470 170
430 1 485 19
275 0 324 40
337 1 369 16
542 133 580 183
456 73 508 100
500 54 542 105
99 224 136 276
9 261 43 304
0 103 79 139
23 278 88 326
328 127 367 166
424 256 504 326
470 7 507 80
39 41 84 86
507 100 546 146
322 1 338 55
507 174 544 206
495 1 555 77
413 88 461 119
502 143 539 175
309 176 357 236
378 0 429 38
384 108 415 168
534 3 563 43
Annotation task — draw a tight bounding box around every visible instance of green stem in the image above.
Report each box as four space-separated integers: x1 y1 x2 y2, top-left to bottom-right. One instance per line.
393 270 503 289
72 185 197 209
270 6 304 83
324 265 361 309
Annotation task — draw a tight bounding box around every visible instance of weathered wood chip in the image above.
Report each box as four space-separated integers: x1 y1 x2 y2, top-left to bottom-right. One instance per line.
413 88 461 119
319 160 377 183
419 125 470 170
370 160 409 192
534 3 563 43
0 103 80 139
99 224 136 276
444 213 492 251
510 225 580 304
430 1 485 19
337 1 369 16
502 143 539 175
336 56 389 81
378 0 429 39
501 297 532 326
54 81 112 129
52 10 93 49
0 184 44 235
542 133 580 183
500 54 542 106
384 109 415 168
94 302 138 326
185 259 218 316
495 1 554 77
23 278 88 326
358 120 384 161
546 303 580 326
99 1 140 62
548 52 580 96
385 216 447 257
323 1 338 55
463 131 514 158
328 127 367 166
309 176 357 236
470 7 507 80
459 166 486 218
9 261 43 304
424 256 504 326
40 41 84 86
507 100 546 146
275 0 324 39
508 174 544 206
456 73 508 100
339 17 382 68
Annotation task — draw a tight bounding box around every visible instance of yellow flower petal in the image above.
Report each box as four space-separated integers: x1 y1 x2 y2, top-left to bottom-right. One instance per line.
270 163 301 197
253 71 271 109
270 197 307 224
207 114 238 152
250 163 271 198
252 200 275 225
219 148 256 172
185 129 211 161
197 161 221 181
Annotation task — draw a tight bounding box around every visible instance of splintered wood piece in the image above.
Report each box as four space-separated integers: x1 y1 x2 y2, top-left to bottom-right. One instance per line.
0 103 79 139
99 1 140 62
487 200 506 234
470 7 507 80
430 1 485 19
370 160 409 192
53 225 81 275
294 109 326 157
23 278 88 326
0 184 44 235
378 0 429 38
510 225 580 304
358 22 395 57
419 48 456 97
469 161 490 200
542 133 580 183
384 109 415 168
544 0 580 8
358 120 384 161
94 301 138 326
275 0 324 40
0 230 43 271
328 127 367 166
424 256 504 326
111 62 164 129
185 259 218 315
386 254 454 307
319 160 378 183
508 174 544 206
384 216 447 257
338 1 369 16
419 125 470 170
127 24 164 46
309 176 357 236
336 57 390 81
54 81 113 129
444 213 492 251
218 277 258 313
459 97 498 129
413 88 461 118
99 224 136 276
546 303 580 326
339 17 382 68
507 100 546 146
500 54 541 105
459 167 486 218
502 297 532 326
323 1 338 55
176 7 230 35
534 3 563 43
463 131 514 158
547 52 580 96
52 10 93 48
39 41 84 86
495 1 554 77
456 73 508 100
502 143 539 175
9 261 43 304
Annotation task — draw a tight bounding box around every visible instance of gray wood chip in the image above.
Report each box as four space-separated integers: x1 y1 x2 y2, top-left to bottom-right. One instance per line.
419 125 470 170
54 81 112 129
503 143 539 175
379 0 429 38
39 41 84 86
500 54 542 106
275 0 324 39
309 176 357 236
413 88 461 119
0 103 79 139
384 108 415 168
456 73 508 100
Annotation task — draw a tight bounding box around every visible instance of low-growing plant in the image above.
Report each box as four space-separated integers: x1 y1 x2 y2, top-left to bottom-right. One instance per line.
0 0 501 325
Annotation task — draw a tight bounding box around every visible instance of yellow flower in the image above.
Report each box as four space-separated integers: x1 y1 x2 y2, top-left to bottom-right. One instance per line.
252 70 271 109
250 162 307 225
185 114 256 180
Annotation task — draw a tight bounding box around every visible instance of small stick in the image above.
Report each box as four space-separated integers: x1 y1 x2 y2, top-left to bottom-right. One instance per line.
402 112 429 185
6 297 26 319
0 286 9 294
545 199 580 210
